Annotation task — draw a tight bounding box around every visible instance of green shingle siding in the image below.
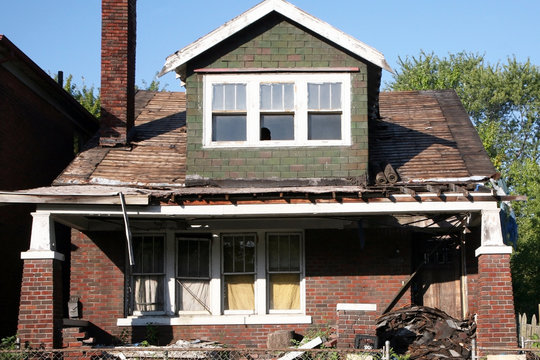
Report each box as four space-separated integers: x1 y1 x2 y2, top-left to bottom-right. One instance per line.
185 18 371 181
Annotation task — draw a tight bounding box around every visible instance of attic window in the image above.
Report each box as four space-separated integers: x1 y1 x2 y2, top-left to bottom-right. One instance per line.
203 73 351 147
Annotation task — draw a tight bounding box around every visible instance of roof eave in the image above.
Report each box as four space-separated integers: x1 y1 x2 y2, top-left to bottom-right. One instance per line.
158 0 392 79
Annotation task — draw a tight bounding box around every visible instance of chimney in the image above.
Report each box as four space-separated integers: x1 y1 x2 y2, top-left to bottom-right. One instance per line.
100 0 136 146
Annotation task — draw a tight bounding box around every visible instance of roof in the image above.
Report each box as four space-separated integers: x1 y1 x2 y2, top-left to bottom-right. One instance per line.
0 35 99 135
373 90 496 183
159 0 392 79
55 91 187 188
52 89 496 193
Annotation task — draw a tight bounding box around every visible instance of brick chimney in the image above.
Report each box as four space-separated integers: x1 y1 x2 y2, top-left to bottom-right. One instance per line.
100 0 136 146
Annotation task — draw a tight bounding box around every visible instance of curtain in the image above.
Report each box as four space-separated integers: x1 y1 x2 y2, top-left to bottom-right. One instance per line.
177 280 210 312
270 274 300 310
134 275 163 312
225 275 254 310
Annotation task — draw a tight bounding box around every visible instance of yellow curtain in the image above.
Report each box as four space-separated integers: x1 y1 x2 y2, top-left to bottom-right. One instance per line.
226 275 254 310
270 274 300 310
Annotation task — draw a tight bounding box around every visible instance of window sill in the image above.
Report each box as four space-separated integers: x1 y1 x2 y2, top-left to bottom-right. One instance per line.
117 314 312 326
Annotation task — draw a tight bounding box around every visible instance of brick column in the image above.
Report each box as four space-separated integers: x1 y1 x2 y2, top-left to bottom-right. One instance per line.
18 259 63 349
336 304 378 348
18 212 64 349
475 209 517 351
476 254 517 349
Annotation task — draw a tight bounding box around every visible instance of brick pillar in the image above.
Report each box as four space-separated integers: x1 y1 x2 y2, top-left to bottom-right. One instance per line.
476 254 517 350
100 0 137 146
336 304 378 349
18 258 63 349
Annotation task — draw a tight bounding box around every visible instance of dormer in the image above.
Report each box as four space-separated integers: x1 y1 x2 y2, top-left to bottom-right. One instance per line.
160 0 391 186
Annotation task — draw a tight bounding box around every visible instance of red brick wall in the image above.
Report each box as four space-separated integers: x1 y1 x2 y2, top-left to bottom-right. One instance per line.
68 227 412 347
70 230 126 344
100 0 136 146
18 259 63 349
476 253 517 350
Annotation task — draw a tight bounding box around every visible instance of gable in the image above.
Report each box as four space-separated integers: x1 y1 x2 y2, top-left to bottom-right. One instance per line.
159 0 391 79
183 17 372 184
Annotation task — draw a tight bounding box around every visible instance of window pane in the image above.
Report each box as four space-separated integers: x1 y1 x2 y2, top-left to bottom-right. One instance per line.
308 83 341 110
244 237 256 272
225 274 254 310
308 83 319 109
134 275 164 312
268 235 279 271
319 83 330 109
308 113 342 140
224 84 236 110
289 234 300 270
331 83 341 109
272 84 283 110
133 236 163 273
270 274 300 310
223 236 233 273
284 84 294 110
212 84 224 110
213 84 246 110
260 84 272 110
279 236 290 270
261 115 294 140
268 234 301 272
234 236 245 272
176 280 209 312
212 115 246 141
260 83 294 111
236 84 246 110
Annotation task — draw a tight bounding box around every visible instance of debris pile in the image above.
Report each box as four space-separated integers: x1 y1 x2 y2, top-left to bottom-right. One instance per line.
376 305 475 359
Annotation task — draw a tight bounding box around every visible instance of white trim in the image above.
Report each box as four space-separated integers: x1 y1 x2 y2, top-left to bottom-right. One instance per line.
21 250 65 261
203 73 351 148
117 314 311 326
475 245 513 257
38 199 500 218
336 303 377 311
159 0 391 78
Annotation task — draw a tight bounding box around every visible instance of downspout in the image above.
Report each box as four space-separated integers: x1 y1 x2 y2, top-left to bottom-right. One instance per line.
119 192 135 315
119 192 134 266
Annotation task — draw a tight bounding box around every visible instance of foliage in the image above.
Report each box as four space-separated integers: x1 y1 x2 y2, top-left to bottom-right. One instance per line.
292 326 338 360
0 335 20 360
136 72 168 92
388 51 540 316
56 74 101 118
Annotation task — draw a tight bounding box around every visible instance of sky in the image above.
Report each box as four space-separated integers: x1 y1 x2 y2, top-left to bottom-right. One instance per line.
1 1 539 92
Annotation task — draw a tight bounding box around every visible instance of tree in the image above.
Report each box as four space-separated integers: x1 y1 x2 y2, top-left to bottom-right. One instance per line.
388 51 540 316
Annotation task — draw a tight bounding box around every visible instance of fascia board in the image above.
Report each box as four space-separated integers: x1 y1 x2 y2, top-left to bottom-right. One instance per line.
159 0 391 77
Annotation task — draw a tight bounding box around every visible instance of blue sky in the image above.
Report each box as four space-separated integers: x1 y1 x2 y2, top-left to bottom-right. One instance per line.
1 1 539 91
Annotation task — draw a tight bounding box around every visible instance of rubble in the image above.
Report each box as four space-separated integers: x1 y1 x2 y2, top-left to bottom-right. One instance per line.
376 305 476 359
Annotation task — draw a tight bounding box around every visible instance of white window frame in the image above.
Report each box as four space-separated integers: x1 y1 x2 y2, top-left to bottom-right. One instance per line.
175 235 212 315
203 73 351 148
122 229 308 326
131 234 167 316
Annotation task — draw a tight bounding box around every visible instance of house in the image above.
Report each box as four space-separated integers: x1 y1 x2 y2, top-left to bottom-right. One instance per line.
0 0 518 350
0 35 98 339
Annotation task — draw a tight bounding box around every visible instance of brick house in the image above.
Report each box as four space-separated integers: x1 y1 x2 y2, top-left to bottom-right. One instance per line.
1 0 518 350
0 35 98 339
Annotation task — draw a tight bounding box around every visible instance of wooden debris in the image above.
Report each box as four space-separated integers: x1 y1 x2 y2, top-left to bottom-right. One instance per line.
376 305 475 359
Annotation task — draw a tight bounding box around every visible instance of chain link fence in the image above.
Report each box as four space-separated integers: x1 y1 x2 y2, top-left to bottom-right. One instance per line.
0 347 386 360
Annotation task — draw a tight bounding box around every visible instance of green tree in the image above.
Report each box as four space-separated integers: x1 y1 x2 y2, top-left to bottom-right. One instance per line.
388 51 540 316
55 74 101 118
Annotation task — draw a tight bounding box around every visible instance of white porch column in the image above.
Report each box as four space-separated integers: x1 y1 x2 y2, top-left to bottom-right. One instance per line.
20 212 64 261
475 209 512 257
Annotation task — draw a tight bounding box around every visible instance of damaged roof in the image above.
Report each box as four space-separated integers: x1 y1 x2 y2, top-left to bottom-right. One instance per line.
52 89 496 193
